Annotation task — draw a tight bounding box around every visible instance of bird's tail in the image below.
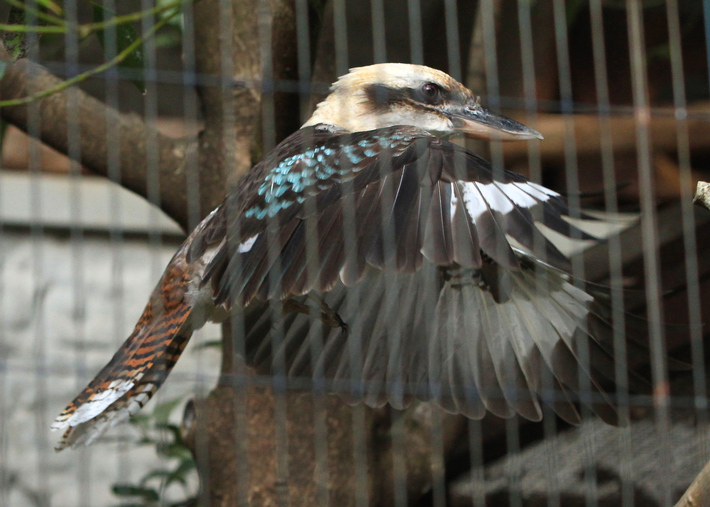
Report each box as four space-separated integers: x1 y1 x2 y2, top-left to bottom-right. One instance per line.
51 249 195 450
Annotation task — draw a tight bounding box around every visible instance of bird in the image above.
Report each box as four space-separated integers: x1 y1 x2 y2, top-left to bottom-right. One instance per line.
52 63 663 449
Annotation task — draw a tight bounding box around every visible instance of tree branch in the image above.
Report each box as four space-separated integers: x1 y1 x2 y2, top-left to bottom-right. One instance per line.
503 108 710 163
694 181 710 212
675 458 710 507
0 47 211 231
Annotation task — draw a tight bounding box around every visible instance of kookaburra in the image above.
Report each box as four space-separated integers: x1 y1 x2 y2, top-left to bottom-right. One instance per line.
53 63 659 449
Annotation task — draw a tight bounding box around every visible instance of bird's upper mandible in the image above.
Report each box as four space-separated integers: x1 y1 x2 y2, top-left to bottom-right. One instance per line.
303 63 543 140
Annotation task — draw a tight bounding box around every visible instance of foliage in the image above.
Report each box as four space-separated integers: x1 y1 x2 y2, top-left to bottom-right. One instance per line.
111 398 197 507
92 2 146 93
0 0 189 105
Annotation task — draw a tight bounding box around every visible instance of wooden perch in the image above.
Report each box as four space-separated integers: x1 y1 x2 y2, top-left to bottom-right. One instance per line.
694 181 710 212
504 107 710 162
675 458 710 507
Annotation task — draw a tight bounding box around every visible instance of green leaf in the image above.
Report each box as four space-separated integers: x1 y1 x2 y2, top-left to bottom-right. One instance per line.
168 458 196 482
139 469 175 486
195 339 222 350
147 460 195 487
34 0 63 16
138 458 195 490
0 61 7 81
2 6 30 61
111 484 160 501
155 0 184 28
91 3 146 93
128 413 152 427
153 25 181 49
151 398 184 425
157 440 193 460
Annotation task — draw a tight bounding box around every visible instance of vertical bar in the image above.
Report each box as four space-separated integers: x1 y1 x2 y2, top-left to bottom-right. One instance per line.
294 4 332 506
216 0 240 503
183 0 202 230
371 0 387 63
295 0 313 123
328 4 371 506
63 0 89 499
139 0 169 496
516 0 542 184
139 0 164 271
625 1 671 505
0 358 5 506
259 2 291 506
467 419 486 507
443 0 461 80
0 126 6 506
587 0 633 504
667 0 708 477
25 5 49 503
333 0 349 77
704 0 710 96
407 0 423 65
440 4 467 507
98 0 131 494
481 3 525 506
551 1 596 505
517 2 559 505
180 8 216 502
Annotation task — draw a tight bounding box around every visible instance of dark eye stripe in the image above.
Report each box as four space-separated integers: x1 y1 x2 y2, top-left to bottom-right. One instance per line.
364 84 411 111
364 83 449 110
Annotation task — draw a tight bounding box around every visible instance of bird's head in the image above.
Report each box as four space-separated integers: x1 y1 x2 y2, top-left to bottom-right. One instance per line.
303 63 542 141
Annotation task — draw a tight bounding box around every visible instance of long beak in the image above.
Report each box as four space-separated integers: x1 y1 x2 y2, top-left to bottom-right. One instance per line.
447 104 543 141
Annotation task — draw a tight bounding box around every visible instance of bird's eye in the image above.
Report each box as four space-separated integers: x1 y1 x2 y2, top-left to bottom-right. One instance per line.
421 83 440 99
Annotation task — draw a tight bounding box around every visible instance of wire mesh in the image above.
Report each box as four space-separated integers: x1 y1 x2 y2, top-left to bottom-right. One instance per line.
0 0 709 506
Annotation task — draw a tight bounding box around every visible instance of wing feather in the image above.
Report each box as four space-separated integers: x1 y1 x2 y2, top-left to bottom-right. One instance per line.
56 121 658 451
197 129 653 424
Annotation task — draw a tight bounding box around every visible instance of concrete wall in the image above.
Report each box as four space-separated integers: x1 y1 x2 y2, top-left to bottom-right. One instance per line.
0 172 220 506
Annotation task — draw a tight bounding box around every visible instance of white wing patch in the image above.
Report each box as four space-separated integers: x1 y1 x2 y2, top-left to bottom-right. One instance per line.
474 183 514 214
516 181 554 202
495 182 539 209
528 181 558 196
458 179 560 226
459 182 487 221
450 185 459 218
238 234 258 253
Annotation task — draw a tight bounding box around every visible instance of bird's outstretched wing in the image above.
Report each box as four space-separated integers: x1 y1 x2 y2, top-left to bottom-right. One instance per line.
212 125 593 301
203 125 654 424
53 124 656 448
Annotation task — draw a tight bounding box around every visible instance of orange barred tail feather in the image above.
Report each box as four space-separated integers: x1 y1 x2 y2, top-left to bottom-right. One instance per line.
52 253 196 450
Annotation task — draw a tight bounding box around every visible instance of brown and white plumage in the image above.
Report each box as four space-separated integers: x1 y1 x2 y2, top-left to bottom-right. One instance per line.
53 64 660 449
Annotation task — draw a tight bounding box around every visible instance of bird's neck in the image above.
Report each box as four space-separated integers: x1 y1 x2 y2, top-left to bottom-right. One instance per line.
302 90 371 132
